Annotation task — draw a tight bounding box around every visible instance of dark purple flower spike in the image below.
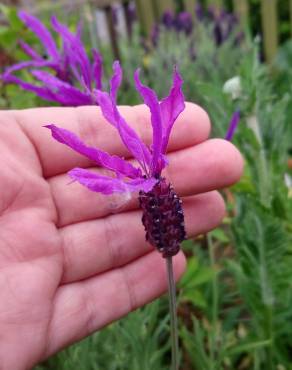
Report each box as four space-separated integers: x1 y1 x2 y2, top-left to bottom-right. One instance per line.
139 179 186 258
162 10 175 29
46 62 186 257
1 11 103 106
195 3 204 21
174 12 193 35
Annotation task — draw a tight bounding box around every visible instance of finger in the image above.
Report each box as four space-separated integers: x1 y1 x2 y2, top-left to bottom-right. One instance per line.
60 191 225 283
12 102 210 177
50 138 242 226
46 250 186 358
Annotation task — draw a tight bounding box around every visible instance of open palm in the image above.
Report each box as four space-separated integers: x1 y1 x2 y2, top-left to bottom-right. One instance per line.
0 104 242 369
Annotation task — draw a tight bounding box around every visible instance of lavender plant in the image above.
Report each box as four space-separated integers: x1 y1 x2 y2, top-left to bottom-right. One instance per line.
46 61 186 370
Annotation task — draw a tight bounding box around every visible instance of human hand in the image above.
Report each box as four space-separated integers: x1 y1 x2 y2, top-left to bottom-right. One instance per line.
0 104 242 369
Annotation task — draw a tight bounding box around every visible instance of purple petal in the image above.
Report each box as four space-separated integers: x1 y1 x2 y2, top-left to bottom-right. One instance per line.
1 74 57 101
134 69 162 176
92 49 103 89
160 67 185 153
225 111 240 141
31 70 92 106
45 124 141 178
3 71 89 106
18 11 59 60
96 90 152 173
19 40 42 60
68 168 157 194
51 16 92 89
110 61 122 101
1 60 54 79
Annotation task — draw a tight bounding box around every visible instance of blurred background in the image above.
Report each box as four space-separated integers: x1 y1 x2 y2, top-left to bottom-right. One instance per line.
0 0 292 369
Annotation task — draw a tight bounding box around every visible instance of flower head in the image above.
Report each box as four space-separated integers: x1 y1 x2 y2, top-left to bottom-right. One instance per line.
174 12 193 35
1 12 103 106
195 3 204 21
162 10 175 29
46 62 186 256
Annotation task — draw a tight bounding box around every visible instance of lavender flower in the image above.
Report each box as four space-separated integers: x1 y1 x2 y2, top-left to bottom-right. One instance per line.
127 1 137 22
151 24 160 47
125 1 137 37
111 4 119 26
174 12 193 35
225 111 240 141
213 21 224 46
213 10 240 46
195 3 204 21
162 10 175 29
1 12 103 106
46 62 186 257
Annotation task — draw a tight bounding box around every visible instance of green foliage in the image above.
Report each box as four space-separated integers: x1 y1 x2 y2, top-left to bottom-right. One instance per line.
37 300 171 370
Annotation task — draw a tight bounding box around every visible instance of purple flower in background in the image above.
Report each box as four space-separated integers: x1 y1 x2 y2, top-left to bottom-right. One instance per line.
124 1 137 37
213 21 223 46
1 11 103 106
111 4 119 25
225 111 240 141
174 12 193 35
162 10 174 29
195 3 204 21
46 62 186 257
212 9 240 46
5 11 66 79
151 24 160 47
148 5 241 50
126 1 136 22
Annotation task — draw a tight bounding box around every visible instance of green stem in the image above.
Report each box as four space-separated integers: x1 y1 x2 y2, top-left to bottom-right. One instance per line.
208 233 219 369
166 257 179 370
247 115 270 207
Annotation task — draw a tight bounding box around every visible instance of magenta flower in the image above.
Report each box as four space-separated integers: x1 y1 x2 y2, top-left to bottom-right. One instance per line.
225 110 240 141
46 62 186 257
1 12 103 106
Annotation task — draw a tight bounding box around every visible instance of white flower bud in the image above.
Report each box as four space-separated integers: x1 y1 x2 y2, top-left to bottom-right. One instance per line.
223 76 241 100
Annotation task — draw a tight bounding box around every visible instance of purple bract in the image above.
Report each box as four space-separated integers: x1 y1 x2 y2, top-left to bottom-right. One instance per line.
46 61 185 194
46 62 186 256
225 111 240 141
1 11 103 106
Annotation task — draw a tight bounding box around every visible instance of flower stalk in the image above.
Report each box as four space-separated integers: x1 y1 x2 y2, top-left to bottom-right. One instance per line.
46 60 186 370
166 256 179 370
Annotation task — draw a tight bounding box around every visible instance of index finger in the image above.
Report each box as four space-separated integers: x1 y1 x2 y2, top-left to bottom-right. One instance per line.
10 103 210 178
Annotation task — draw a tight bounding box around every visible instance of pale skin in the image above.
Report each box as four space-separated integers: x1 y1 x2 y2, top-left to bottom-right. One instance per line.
0 103 243 370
